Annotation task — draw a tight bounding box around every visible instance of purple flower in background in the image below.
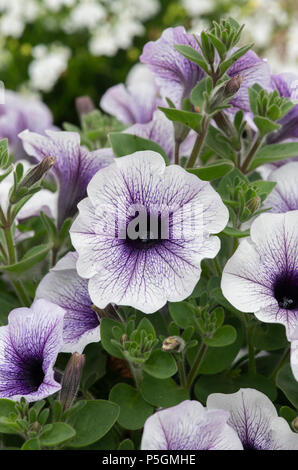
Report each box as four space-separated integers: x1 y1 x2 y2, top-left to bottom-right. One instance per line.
263 162 298 213
100 64 160 124
269 73 298 143
70 151 228 313
207 388 298 450
0 299 64 402
141 400 243 450
227 50 271 112
141 26 205 108
141 27 271 111
19 130 113 227
221 211 298 339
0 90 53 160
126 110 196 162
36 251 100 354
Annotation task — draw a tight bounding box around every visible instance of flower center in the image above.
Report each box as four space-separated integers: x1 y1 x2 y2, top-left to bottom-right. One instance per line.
273 271 298 310
125 211 170 249
22 357 45 392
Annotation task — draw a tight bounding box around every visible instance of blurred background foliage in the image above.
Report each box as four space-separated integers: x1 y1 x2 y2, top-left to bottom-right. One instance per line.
0 0 297 126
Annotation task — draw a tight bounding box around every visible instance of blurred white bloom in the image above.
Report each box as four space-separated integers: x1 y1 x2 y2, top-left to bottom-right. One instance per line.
29 45 71 92
0 14 24 38
65 0 106 31
89 24 119 57
182 0 215 16
44 0 76 11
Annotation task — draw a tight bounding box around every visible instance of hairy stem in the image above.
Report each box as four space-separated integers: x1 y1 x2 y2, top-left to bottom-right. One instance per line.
186 116 210 168
186 342 207 389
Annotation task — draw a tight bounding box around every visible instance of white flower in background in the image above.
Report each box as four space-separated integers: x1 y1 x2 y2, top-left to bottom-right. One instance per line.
182 0 215 16
44 0 76 11
29 44 71 92
0 0 39 38
64 0 106 32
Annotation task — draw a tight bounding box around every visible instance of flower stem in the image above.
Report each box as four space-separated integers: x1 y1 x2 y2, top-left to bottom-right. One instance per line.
186 342 207 389
3 226 31 306
269 347 290 381
129 363 143 390
174 141 180 165
243 315 256 375
240 134 264 173
186 116 210 168
177 355 187 388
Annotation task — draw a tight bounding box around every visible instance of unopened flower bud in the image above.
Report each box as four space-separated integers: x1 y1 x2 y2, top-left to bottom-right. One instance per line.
223 75 243 98
120 334 129 345
76 96 95 117
246 195 261 214
162 336 185 353
92 303 119 320
292 417 298 432
59 352 85 412
31 421 41 433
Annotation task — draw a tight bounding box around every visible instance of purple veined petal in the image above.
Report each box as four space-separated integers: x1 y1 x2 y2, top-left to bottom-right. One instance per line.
207 388 298 450
141 400 243 450
228 49 272 112
100 64 160 124
0 299 65 402
18 129 113 227
264 162 298 213
221 211 298 339
35 252 100 354
0 90 53 160
70 150 228 313
140 26 205 108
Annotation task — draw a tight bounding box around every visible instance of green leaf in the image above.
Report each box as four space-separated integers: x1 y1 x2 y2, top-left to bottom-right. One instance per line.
169 301 196 329
187 160 234 181
118 439 135 450
253 116 281 136
251 180 276 201
109 132 169 164
136 317 156 339
39 423 76 447
221 226 250 238
276 363 298 409
21 438 41 450
279 406 297 425
219 43 254 75
109 383 153 430
67 400 120 448
0 417 21 434
158 107 202 132
143 349 178 379
253 323 288 351
250 142 298 170
207 33 226 58
81 343 107 391
204 325 237 347
140 374 189 408
100 318 124 359
190 78 209 109
174 45 209 74
205 125 235 160
194 375 239 404
0 243 53 273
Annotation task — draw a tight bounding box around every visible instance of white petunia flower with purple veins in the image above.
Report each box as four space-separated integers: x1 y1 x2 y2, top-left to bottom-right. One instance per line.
0 299 65 402
263 162 298 213
100 64 160 125
141 400 243 450
207 388 298 450
35 251 100 354
0 90 54 160
140 26 271 111
19 130 113 227
221 211 298 340
70 151 229 314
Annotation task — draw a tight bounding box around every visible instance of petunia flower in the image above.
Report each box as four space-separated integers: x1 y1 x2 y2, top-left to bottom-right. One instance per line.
19 130 113 227
70 150 228 314
0 90 53 160
140 26 205 108
100 64 160 125
270 73 298 143
221 211 298 339
141 399 243 450
35 251 100 354
207 388 298 450
0 299 65 402
263 162 298 213
140 27 271 111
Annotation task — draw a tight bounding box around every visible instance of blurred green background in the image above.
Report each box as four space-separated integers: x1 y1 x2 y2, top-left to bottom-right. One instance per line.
0 0 297 126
